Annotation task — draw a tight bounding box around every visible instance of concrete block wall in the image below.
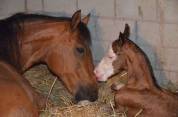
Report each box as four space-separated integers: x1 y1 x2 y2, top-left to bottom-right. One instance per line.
0 0 178 89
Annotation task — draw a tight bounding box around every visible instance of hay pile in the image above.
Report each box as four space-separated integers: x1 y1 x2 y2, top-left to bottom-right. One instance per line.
24 65 178 117
24 65 128 117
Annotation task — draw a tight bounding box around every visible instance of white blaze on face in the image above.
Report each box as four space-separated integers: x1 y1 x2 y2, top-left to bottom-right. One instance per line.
94 45 117 82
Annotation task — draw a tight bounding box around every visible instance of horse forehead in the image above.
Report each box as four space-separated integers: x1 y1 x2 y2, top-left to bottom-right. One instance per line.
24 22 71 41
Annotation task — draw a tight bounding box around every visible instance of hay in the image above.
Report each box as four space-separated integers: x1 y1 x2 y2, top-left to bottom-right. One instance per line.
24 65 73 107
24 65 128 117
41 102 121 117
24 64 178 117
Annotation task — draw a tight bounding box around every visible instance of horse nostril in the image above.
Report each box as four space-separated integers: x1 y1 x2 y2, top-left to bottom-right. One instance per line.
94 71 103 81
95 76 100 81
75 85 98 102
94 70 99 80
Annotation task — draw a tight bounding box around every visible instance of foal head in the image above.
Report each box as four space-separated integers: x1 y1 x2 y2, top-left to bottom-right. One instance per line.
94 24 131 81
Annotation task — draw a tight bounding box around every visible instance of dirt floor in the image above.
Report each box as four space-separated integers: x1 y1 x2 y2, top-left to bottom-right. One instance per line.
24 64 178 117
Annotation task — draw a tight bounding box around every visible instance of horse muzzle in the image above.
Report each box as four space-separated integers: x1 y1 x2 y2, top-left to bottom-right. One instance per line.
75 85 98 103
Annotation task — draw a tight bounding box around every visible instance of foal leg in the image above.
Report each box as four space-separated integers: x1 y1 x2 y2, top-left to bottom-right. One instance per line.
113 87 146 117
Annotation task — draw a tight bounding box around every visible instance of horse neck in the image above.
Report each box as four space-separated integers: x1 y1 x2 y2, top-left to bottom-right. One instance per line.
125 49 156 89
20 38 46 71
20 21 68 71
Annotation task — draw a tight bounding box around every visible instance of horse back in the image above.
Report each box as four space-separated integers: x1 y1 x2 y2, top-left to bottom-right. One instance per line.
0 60 39 117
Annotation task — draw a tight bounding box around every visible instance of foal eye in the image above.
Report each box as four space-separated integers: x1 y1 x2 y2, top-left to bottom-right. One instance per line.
76 47 85 54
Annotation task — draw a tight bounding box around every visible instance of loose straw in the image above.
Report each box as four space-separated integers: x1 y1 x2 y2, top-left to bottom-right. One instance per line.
120 72 127 77
110 100 116 117
45 77 58 109
134 109 143 117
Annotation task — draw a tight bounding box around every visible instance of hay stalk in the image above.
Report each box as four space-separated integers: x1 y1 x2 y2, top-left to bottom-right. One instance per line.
45 77 58 109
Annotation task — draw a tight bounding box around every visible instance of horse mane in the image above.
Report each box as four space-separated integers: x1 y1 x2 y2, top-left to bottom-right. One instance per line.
0 13 91 71
0 15 22 71
78 22 91 46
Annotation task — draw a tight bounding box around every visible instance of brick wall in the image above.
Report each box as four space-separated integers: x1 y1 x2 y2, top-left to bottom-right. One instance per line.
0 0 178 89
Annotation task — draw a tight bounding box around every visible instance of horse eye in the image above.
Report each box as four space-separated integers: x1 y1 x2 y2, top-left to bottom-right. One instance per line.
76 47 85 54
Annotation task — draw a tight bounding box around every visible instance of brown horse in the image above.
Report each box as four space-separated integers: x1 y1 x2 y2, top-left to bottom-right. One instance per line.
0 61 42 117
0 10 98 116
94 24 178 117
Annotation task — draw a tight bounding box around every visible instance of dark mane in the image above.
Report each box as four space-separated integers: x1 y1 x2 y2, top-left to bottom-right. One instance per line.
3 13 71 23
0 15 22 71
78 22 91 46
0 13 91 71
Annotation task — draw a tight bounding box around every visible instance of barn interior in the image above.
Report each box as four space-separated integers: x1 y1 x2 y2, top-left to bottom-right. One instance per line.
0 0 178 116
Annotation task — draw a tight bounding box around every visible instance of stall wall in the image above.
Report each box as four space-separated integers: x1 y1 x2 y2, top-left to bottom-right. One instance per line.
0 0 178 89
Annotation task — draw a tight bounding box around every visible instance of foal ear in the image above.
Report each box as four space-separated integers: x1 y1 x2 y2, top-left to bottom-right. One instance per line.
118 32 125 46
71 10 81 31
81 13 90 25
117 24 130 47
123 23 130 39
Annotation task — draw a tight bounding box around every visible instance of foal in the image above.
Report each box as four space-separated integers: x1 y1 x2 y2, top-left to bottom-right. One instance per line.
94 24 178 117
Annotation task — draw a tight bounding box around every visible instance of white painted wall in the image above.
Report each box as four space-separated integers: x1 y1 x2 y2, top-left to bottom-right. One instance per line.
0 0 178 89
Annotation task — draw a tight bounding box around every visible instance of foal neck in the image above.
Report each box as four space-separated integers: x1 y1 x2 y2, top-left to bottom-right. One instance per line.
125 47 157 90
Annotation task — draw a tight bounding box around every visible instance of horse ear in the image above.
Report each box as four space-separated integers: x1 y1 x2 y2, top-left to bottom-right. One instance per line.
118 32 124 46
123 23 130 39
119 32 123 39
117 24 130 47
81 13 90 25
71 10 81 31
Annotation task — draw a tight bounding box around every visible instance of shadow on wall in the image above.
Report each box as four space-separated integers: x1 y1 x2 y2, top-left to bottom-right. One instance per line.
88 9 106 66
134 22 177 91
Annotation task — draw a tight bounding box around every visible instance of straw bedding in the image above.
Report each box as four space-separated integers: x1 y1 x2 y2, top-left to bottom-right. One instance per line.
24 64 177 117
